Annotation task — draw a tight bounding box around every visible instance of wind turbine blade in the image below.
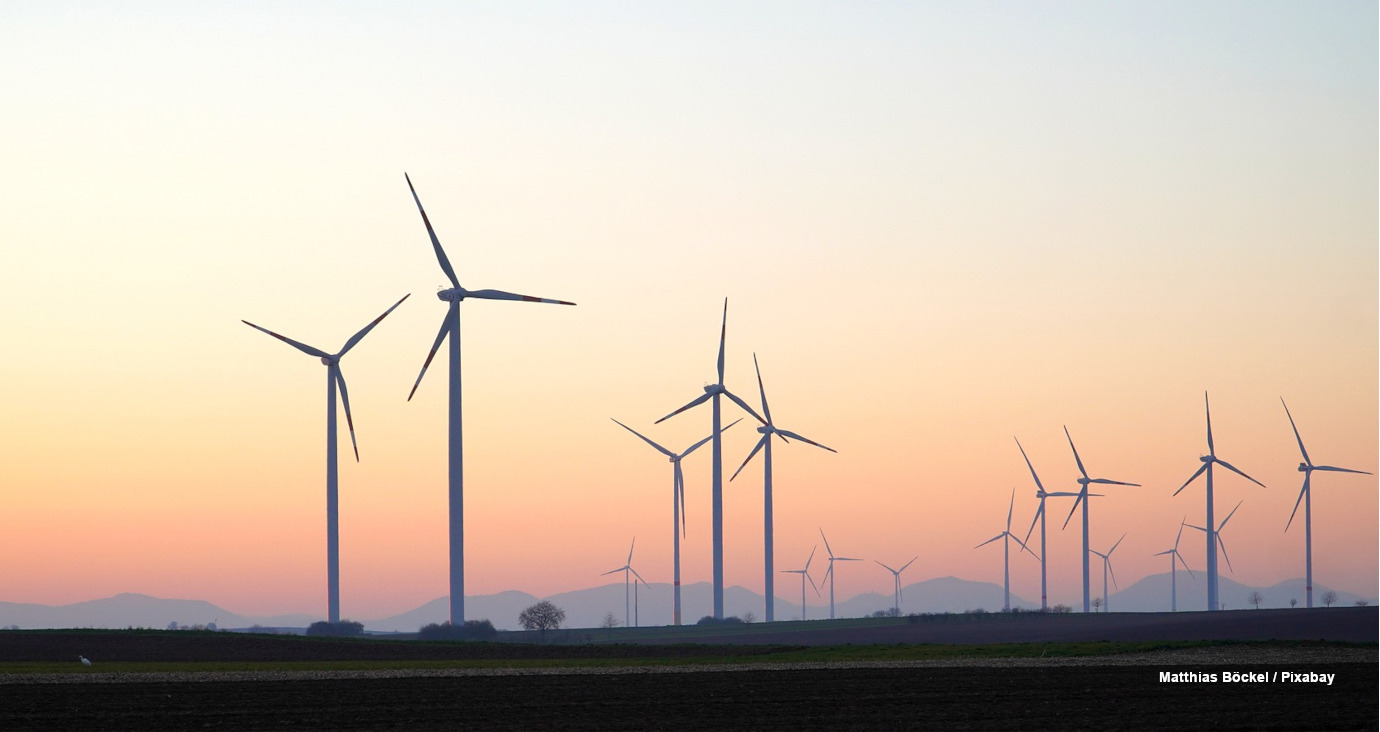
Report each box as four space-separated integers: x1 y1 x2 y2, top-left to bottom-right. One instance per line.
975 535 1003 549
1022 502 1043 546
1214 458 1265 488
1176 551 1196 579
407 316 450 401
716 298 727 385
655 392 713 424
601 567 624 576
1109 533 1126 555
1313 465 1372 475
242 321 331 359
1014 437 1046 493
335 368 359 462
1218 535 1234 574
900 556 918 572
1089 478 1140 486
1280 398 1312 466
1204 391 1214 456
1218 500 1243 530
1174 517 1187 549
626 538 636 566
1174 463 1209 496
404 173 460 289
1063 426 1088 479
1285 478 1307 533
775 429 837 453
753 353 772 426
730 436 769 481
807 572 820 596
821 562 832 586
723 388 767 425
1006 487 1016 532
804 545 816 572
339 294 410 357
675 463 687 537
875 560 898 574
1108 560 1118 590
1061 490 1084 530
629 567 646 584
1012 533 1034 556
466 288 575 305
682 419 741 458
611 418 675 458
819 529 835 559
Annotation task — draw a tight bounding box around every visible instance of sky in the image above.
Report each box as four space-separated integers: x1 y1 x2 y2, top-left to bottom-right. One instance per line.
1 1 1376 621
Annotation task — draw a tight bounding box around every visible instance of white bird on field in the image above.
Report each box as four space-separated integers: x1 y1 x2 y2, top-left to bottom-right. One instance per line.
79 655 91 666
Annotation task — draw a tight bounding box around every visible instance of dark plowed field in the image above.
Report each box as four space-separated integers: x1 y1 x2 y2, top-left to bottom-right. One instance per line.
5 665 1376 731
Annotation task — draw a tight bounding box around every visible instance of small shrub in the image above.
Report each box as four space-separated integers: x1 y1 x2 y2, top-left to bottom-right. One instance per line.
307 620 364 637
417 619 497 641
695 615 744 625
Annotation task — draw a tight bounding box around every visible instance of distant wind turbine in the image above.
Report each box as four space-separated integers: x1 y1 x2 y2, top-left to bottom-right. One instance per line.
1089 533 1125 612
601 538 646 630
976 488 1033 612
781 545 821 621
404 174 575 625
1280 399 1371 608
730 353 836 623
610 418 740 625
1186 500 1243 609
242 294 409 624
819 528 861 620
1173 392 1264 612
875 557 917 617
1061 427 1139 613
655 299 765 619
1016 437 1083 611
1153 518 1195 612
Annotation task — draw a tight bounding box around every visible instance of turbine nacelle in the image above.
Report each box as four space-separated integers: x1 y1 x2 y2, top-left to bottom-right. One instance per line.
319 356 336 366
1199 455 1213 464
1298 462 1310 472
437 287 463 302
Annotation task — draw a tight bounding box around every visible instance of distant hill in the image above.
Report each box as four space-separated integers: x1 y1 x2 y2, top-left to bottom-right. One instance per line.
2 577 1372 632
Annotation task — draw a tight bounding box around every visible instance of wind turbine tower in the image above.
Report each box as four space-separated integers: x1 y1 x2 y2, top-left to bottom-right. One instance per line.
1153 519 1194 612
242 294 409 624
819 528 860 619
1174 392 1264 612
1089 533 1125 612
976 488 1033 612
781 545 821 621
875 557 917 616
1186 500 1243 609
655 299 765 619
1016 437 1080 612
404 174 575 625
1281 399 1373 608
601 538 646 629
730 354 836 622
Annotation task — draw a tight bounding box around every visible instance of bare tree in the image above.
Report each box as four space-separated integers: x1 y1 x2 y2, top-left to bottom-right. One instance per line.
1354 599 1369 607
1090 597 1104 613
1289 598 1298 608
519 601 566 642
1322 590 1338 607
1248 591 1264 610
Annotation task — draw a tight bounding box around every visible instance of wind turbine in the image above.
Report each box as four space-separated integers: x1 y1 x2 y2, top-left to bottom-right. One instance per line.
1186 500 1243 609
875 557 917 617
1061 426 1139 613
610 418 740 625
654 299 765 619
818 528 861 619
730 353 836 623
1173 392 1264 612
404 174 575 625
976 488 1033 612
1281 399 1372 608
1089 533 1125 612
780 545 821 621
1153 518 1195 612
601 538 646 629
242 294 409 624
1015 437 1083 611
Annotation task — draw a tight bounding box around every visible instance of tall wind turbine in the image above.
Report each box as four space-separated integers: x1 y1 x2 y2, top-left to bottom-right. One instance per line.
404 174 575 625
610 418 740 625
1280 399 1371 608
818 528 860 620
655 299 765 619
976 488 1032 612
1016 437 1082 611
1173 392 1264 612
1089 533 1125 612
1186 500 1243 609
781 545 820 621
1061 427 1139 613
730 353 836 623
1153 519 1195 612
601 538 646 629
875 557 917 617
242 294 409 624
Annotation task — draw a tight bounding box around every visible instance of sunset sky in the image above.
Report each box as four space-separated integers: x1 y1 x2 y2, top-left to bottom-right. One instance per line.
2 1 1375 621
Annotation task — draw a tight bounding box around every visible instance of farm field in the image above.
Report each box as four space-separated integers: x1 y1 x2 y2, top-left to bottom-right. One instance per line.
2 608 1375 730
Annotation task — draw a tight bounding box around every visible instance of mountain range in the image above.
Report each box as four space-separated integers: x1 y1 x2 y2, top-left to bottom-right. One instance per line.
2 575 1371 632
